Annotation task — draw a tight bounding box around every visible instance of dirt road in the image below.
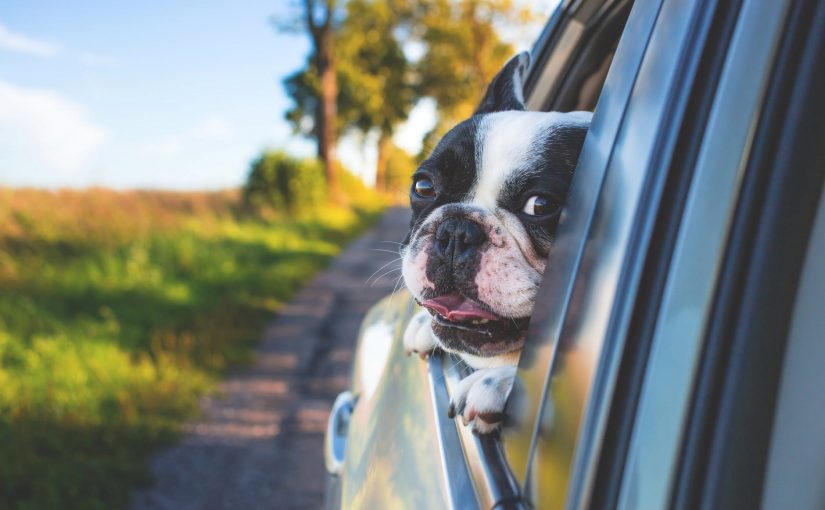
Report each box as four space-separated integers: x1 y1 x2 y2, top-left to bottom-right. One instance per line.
131 207 411 510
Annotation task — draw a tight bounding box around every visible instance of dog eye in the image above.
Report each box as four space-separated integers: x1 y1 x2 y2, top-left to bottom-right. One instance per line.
413 177 436 198
523 195 549 216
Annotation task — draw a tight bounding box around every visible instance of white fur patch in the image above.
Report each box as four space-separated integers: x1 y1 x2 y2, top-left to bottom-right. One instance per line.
470 111 572 210
402 309 438 356
450 365 517 433
401 244 434 298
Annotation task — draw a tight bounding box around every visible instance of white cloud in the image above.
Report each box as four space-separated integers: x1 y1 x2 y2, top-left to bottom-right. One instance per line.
192 115 235 142
78 52 120 68
0 22 60 58
0 80 108 177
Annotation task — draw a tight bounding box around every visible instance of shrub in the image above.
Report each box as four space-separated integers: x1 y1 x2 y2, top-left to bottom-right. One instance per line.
243 151 327 215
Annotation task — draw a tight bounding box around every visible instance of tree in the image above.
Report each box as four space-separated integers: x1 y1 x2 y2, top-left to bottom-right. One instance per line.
281 0 531 190
283 0 343 203
384 142 418 195
335 0 417 191
414 0 530 159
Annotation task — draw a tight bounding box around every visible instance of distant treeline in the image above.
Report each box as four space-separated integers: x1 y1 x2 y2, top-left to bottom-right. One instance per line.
278 0 535 200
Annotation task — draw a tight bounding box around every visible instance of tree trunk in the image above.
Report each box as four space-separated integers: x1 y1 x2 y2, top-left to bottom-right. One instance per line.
375 132 391 192
307 0 343 205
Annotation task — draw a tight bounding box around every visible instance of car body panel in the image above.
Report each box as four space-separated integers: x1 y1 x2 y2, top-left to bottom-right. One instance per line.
340 290 496 508
336 292 472 509
333 289 523 509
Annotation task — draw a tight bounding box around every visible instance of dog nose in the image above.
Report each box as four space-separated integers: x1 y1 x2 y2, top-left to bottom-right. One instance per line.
434 218 486 265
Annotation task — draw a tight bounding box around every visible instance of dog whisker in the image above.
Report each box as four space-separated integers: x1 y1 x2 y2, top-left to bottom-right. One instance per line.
388 274 406 308
369 267 402 287
364 257 402 285
369 248 402 255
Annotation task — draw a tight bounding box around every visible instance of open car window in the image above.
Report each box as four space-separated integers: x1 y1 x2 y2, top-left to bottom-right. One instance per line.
430 0 639 505
415 0 639 506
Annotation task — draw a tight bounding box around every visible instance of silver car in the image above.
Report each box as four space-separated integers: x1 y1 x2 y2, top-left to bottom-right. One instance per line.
325 0 825 507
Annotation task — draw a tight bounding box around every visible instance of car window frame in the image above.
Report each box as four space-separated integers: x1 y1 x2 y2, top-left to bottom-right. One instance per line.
587 0 754 505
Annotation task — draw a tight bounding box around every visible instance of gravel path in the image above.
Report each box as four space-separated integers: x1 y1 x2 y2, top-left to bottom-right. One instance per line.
131 207 411 510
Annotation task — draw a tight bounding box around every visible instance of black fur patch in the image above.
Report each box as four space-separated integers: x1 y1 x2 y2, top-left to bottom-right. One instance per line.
475 52 529 115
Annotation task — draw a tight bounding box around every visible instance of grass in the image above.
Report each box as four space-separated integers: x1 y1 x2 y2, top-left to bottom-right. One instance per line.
0 187 384 510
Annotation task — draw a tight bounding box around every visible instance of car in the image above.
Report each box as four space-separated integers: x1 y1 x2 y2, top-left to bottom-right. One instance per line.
323 0 825 507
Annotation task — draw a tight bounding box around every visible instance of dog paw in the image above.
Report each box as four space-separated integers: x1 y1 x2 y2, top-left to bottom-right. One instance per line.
403 310 438 359
448 366 517 434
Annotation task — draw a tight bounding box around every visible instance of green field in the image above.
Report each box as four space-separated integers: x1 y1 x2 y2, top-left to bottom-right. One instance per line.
0 188 383 510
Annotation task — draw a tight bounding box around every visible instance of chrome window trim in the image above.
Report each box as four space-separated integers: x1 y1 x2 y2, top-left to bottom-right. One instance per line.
427 354 479 510
441 355 522 509
616 0 792 508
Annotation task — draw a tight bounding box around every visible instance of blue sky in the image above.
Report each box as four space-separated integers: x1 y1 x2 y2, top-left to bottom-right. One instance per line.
0 1 556 190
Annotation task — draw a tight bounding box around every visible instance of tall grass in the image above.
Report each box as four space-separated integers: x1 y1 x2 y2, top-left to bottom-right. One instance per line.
0 188 384 510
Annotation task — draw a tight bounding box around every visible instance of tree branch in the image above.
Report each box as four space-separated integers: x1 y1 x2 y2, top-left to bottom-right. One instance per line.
305 0 321 42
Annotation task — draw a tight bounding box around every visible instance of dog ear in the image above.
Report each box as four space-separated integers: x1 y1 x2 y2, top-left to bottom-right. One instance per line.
474 52 531 115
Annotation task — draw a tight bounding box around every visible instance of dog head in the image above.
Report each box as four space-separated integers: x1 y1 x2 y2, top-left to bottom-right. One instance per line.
401 52 591 360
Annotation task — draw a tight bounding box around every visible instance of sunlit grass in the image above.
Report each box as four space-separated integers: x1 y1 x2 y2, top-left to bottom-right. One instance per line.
0 188 384 510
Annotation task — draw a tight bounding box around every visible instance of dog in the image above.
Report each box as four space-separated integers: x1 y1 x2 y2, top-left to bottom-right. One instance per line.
401 52 591 433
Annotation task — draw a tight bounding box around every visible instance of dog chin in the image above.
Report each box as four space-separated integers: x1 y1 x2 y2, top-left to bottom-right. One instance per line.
429 313 529 358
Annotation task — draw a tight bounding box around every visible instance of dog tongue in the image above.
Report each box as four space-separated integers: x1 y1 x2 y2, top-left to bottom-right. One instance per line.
421 294 500 321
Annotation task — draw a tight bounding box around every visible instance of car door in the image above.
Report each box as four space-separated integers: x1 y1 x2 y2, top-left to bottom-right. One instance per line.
327 0 823 507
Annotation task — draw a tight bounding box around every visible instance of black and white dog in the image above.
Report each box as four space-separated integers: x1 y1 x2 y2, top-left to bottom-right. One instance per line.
401 52 591 433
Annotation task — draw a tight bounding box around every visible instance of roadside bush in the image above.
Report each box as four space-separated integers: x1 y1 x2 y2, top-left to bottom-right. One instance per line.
243 151 327 215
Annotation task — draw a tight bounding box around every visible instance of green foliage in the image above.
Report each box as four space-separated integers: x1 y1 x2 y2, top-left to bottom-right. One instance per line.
283 63 322 139
243 150 327 214
243 150 386 213
284 0 416 142
281 0 527 166
336 0 416 136
416 0 518 121
0 188 383 510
